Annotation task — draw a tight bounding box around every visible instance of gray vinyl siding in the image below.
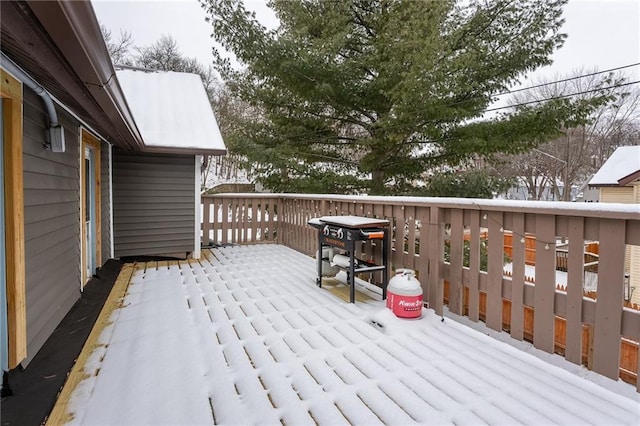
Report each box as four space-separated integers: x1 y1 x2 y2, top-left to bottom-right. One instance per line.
22 88 81 365
101 140 111 263
113 152 195 258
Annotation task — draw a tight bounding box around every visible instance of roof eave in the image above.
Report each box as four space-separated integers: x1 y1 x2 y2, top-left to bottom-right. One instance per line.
140 146 228 156
588 183 617 188
617 170 640 187
26 0 144 150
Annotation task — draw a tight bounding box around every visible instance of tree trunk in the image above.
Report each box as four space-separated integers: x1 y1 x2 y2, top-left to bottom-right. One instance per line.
371 170 386 195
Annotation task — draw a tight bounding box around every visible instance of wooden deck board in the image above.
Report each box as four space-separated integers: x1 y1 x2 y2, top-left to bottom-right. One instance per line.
49 245 638 425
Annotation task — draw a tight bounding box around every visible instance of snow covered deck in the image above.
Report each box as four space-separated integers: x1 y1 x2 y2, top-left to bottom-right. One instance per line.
57 244 637 425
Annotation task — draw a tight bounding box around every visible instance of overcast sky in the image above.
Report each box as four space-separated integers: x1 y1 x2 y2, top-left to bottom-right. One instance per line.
93 0 640 84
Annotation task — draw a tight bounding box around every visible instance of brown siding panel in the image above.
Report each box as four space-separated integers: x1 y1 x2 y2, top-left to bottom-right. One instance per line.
600 187 634 203
113 152 195 258
22 88 81 365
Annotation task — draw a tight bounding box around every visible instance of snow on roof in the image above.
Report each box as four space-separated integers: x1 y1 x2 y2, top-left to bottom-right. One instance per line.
116 68 226 153
64 244 637 424
589 145 640 187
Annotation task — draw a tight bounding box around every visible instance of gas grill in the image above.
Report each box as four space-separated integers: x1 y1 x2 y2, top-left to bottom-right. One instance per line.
308 215 390 303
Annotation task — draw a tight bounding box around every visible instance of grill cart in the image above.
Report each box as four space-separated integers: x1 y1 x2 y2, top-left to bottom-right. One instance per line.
308 215 390 303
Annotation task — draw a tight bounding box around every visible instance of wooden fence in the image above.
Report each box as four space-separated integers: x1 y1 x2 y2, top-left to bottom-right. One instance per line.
201 194 640 390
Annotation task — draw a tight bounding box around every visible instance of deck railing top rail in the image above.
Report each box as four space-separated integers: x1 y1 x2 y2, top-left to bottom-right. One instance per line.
202 193 640 220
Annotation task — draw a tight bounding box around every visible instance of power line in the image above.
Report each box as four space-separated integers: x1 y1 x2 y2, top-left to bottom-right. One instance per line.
484 79 640 113
222 65 640 151
491 63 640 98
261 79 640 146
336 62 639 119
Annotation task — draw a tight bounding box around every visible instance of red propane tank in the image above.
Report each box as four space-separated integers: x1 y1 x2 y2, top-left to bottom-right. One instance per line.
386 269 423 318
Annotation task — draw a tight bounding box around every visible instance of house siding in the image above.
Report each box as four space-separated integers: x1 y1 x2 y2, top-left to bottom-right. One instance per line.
600 186 634 203
600 184 640 306
631 244 640 306
22 88 81 365
113 152 195 258
630 182 640 306
600 186 634 282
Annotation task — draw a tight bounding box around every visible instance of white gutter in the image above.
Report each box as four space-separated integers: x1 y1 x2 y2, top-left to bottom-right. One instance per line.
1 53 65 152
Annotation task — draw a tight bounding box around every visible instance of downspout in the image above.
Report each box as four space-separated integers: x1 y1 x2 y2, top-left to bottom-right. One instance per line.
1 53 65 152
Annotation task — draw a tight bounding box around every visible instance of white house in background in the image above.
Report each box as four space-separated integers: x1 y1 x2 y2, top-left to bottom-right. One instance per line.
589 145 640 305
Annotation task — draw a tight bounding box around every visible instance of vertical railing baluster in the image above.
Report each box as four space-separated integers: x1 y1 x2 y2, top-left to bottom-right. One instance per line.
428 207 444 316
221 198 229 245
406 206 417 272
450 209 464 315
251 198 258 242
593 219 626 380
373 203 386 283
212 196 219 244
510 212 526 340
534 214 556 353
281 198 288 247
391 204 403 269
202 197 211 247
468 210 481 322
268 198 275 241
416 207 429 301
240 197 246 243
305 199 312 255
487 211 503 331
565 217 585 364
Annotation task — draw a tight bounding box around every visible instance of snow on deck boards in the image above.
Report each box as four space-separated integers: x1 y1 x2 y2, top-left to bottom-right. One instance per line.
64 245 638 425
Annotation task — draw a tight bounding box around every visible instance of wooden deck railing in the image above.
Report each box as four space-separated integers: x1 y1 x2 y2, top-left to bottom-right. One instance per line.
201 193 640 391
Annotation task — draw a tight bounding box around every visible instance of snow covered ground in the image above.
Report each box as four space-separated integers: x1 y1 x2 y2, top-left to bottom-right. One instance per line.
65 244 638 425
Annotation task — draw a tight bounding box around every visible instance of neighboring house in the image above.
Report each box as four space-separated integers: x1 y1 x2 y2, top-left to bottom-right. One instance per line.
0 0 225 378
589 145 640 305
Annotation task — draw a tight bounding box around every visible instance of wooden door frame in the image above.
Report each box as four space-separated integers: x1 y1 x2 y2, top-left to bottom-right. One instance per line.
1 67 27 367
80 129 101 285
